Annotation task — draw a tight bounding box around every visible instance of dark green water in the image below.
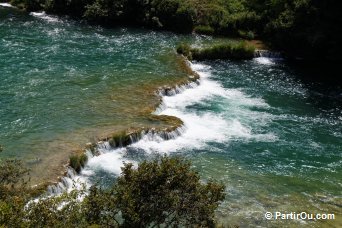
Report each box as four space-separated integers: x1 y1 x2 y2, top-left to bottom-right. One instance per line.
1 5 341 227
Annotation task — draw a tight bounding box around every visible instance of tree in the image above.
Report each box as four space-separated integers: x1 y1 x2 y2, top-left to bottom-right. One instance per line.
112 156 225 227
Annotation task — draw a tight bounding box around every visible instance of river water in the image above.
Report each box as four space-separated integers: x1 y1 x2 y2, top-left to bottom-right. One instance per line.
0 4 341 227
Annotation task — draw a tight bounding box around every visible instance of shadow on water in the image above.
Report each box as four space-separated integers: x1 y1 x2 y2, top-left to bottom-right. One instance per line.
285 61 342 119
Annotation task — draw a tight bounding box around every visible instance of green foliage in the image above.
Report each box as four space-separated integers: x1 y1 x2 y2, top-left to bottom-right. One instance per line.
248 0 342 62
0 156 225 227
83 0 126 23
109 131 132 148
176 42 192 58
10 0 342 63
151 0 196 32
24 189 89 227
0 159 29 227
83 185 120 226
194 25 215 35
69 153 88 173
0 159 29 189
238 30 255 40
178 41 255 61
113 156 225 227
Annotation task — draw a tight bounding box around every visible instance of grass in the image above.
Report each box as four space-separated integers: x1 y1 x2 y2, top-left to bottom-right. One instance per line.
238 30 255 40
176 43 192 59
194 25 215 35
109 130 136 148
69 153 88 173
177 41 255 60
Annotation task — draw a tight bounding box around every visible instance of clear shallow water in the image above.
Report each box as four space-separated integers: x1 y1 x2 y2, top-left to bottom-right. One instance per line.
1 5 341 227
0 6 194 182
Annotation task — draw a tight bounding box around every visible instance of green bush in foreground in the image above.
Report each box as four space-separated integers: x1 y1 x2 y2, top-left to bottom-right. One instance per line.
114 156 225 227
177 41 255 60
0 156 225 227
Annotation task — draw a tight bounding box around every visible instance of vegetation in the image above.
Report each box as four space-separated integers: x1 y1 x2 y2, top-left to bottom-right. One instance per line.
109 130 134 148
69 153 88 173
8 0 340 65
194 25 215 35
177 41 255 60
238 30 255 40
0 156 225 227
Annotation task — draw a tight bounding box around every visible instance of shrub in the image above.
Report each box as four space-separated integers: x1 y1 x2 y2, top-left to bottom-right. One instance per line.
1 156 225 227
152 0 196 32
113 156 225 227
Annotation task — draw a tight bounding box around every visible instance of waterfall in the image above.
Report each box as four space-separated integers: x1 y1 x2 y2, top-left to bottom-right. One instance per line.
47 168 77 195
45 72 198 195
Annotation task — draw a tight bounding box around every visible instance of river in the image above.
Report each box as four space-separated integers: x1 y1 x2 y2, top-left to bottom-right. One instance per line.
0 4 341 227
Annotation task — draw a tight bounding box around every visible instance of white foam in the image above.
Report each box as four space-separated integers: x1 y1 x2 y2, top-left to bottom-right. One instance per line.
0 3 14 7
47 168 90 195
84 148 131 175
129 62 274 153
254 57 276 65
30 11 59 22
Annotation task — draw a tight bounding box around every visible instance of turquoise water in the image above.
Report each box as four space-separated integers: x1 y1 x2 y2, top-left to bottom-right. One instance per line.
0 6 192 182
1 5 341 227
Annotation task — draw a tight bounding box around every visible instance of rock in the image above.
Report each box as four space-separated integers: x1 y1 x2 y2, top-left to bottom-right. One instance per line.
151 16 163 28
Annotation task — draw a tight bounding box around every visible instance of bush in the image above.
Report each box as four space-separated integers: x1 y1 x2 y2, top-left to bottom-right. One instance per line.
113 156 225 227
1 156 225 227
152 0 196 32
